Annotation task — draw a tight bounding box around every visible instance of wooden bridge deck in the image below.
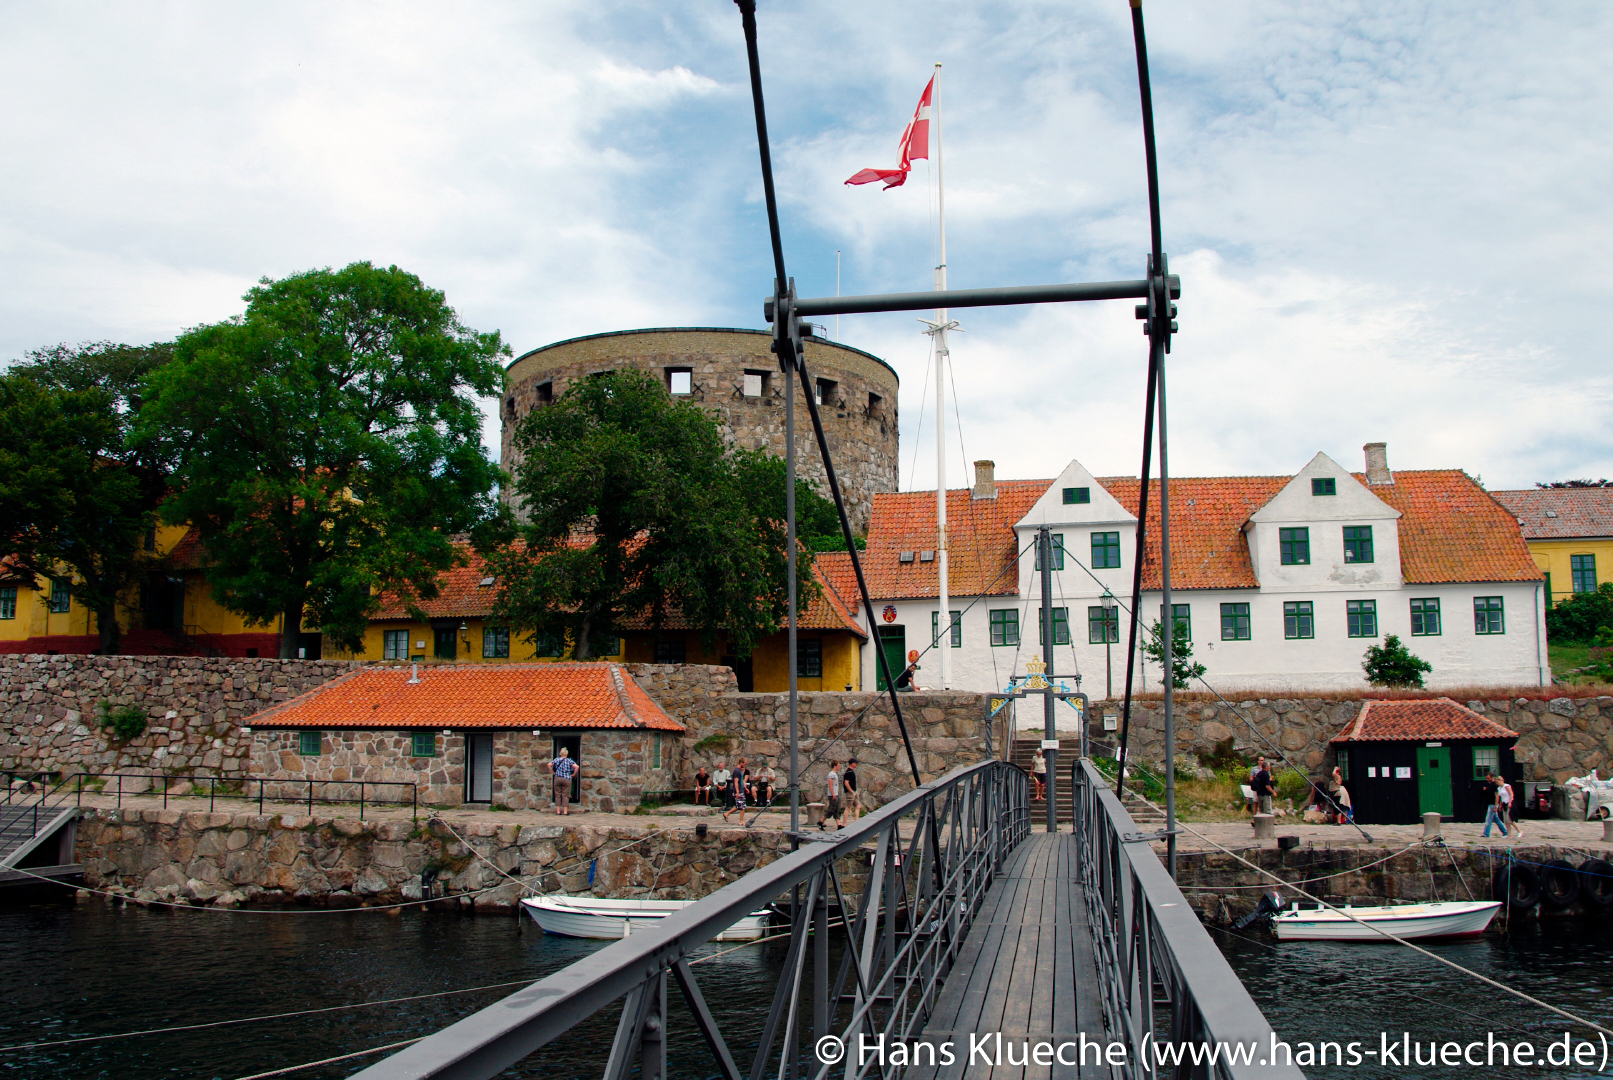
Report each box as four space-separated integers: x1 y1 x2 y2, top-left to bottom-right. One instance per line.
908 832 1109 1080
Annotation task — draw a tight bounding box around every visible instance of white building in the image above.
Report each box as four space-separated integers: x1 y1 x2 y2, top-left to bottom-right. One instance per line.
850 444 1547 696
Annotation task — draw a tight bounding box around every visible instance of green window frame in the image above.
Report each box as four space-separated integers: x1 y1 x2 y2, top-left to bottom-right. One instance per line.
533 632 565 659
1088 605 1118 644
1220 603 1251 641
1346 599 1378 638
482 626 510 659
652 733 662 770
1343 525 1374 564
1091 531 1121 569
595 636 622 657
1410 597 1441 636
654 640 686 664
410 731 435 758
299 731 323 756
1062 486 1090 504
1338 754 1350 782
382 629 408 660
1311 477 1336 496
1033 534 1066 571
931 610 962 648
797 638 823 678
1171 603 1192 641
0 586 15 620
989 609 1019 647
1544 571 1554 605
1475 596 1505 634
1572 553 1597 593
1279 528 1309 565
48 579 71 613
1037 607 1071 646
1283 601 1313 639
1471 745 1498 781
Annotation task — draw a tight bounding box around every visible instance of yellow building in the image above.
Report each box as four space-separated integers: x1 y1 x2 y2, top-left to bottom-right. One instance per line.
0 525 287 657
1491 489 1613 605
337 546 866 692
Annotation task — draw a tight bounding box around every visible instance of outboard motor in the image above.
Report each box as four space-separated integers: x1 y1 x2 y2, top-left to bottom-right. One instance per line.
1233 890 1285 931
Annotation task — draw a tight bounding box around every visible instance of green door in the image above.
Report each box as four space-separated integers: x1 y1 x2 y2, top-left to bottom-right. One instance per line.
876 626 906 691
1416 746 1452 817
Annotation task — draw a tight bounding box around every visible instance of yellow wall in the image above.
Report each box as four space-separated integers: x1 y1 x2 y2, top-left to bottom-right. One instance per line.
1528 539 1613 605
337 620 626 663
749 631 863 693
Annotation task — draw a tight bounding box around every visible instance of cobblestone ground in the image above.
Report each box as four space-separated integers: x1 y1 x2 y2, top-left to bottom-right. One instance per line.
1158 816 1613 855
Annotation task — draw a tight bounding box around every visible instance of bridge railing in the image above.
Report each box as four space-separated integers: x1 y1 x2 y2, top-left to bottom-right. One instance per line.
1071 757 1305 1080
351 758 1030 1080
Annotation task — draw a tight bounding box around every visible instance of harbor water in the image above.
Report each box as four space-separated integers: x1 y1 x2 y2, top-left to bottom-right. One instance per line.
5 892 1613 1079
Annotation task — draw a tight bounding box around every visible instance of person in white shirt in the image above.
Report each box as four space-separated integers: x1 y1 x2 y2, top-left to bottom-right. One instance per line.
1501 777 1521 839
819 762 843 830
712 762 732 810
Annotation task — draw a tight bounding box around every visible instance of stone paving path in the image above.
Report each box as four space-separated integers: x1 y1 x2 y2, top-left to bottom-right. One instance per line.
1158 817 1613 855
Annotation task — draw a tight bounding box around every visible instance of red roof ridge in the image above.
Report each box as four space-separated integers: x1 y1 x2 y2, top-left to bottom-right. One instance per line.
1331 697 1519 743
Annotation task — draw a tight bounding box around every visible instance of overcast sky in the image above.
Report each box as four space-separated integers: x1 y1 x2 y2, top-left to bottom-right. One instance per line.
2 1 1608 493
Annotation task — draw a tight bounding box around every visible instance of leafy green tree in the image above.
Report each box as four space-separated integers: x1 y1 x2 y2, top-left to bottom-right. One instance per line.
0 342 173 653
1547 582 1613 644
1141 618 1206 690
478 370 831 660
135 263 506 658
1362 634 1433 688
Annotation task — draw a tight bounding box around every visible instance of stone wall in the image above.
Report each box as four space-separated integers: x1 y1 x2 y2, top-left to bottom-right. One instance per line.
73 807 802 910
0 655 355 778
502 330 900 531
1088 693 1613 783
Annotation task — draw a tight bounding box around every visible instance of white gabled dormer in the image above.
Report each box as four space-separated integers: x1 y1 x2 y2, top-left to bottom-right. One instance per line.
1013 459 1137 597
1245 451 1402 590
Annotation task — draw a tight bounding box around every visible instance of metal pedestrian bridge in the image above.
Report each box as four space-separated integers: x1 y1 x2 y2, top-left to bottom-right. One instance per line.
351 758 1302 1080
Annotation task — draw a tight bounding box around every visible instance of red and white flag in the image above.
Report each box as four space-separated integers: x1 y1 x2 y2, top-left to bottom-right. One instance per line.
845 75 933 189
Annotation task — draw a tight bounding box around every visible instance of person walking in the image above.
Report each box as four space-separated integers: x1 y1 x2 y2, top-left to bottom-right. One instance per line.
843 759 860 821
547 747 578 816
1501 775 1522 839
722 761 748 823
693 765 712 806
713 761 731 811
1251 758 1275 816
819 761 843 830
1031 750 1047 802
1482 774 1509 838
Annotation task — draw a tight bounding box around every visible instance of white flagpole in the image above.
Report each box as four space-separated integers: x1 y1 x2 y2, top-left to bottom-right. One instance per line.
931 61 951 691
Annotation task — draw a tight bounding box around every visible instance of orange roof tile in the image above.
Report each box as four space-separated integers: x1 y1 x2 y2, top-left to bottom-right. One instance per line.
1491 488 1613 541
1102 475 1286 590
166 527 210 570
1330 698 1518 743
1363 472 1541 584
244 663 685 731
861 481 1051 599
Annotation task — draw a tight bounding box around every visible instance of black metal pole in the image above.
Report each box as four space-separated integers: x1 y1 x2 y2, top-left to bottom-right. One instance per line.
1039 527 1057 833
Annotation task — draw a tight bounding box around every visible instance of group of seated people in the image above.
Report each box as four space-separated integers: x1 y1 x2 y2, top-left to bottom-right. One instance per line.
692 759 776 816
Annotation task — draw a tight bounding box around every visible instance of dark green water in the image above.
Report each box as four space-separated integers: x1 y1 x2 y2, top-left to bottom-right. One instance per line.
1214 916 1613 1079
0 896 793 1079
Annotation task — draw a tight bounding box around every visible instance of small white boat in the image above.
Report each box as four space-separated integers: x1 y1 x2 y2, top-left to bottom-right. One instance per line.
520 895 773 941
1272 899 1501 941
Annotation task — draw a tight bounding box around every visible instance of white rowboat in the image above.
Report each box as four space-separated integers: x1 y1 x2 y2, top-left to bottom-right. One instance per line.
1271 899 1501 941
519 895 773 941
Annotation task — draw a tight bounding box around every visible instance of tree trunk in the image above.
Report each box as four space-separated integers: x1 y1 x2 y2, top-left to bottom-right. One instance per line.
96 602 121 655
279 601 303 659
572 612 593 661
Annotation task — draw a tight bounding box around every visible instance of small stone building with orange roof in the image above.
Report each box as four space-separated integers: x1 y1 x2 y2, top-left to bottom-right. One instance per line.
1330 698 1520 824
241 663 685 812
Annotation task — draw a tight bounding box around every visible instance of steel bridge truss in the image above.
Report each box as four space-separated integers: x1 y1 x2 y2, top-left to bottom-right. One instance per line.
351 759 1030 1080
1071 759 1304 1080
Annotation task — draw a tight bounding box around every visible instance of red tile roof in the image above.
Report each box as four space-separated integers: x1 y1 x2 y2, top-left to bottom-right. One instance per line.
1491 488 1613 541
244 663 685 731
166 527 210 570
862 469 1541 597
1331 698 1518 743
861 481 1052 599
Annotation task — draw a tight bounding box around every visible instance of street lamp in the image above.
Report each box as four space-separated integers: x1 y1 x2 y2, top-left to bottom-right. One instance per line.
1101 589 1117 700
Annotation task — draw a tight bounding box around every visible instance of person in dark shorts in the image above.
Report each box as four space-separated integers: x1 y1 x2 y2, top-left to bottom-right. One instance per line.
722 759 749 823
752 762 774 807
694 766 712 805
843 759 860 820
819 761 843 830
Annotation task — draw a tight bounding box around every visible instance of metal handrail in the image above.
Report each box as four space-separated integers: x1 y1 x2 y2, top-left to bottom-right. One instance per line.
0 772 77 865
1071 757 1304 1080
351 758 1031 1080
68 772 418 820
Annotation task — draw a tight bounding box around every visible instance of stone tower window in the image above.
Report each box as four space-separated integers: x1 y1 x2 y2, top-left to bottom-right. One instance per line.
743 371 768 398
534 381 553 405
867 392 884 419
815 378 838 407
667 369 692 395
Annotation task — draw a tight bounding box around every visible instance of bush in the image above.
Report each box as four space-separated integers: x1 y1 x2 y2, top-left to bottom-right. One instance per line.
96 700 147 742
1547 582 1613 644
1362 634 1432 688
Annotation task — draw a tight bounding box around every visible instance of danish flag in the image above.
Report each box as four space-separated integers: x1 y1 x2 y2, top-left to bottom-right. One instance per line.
844 75 933 189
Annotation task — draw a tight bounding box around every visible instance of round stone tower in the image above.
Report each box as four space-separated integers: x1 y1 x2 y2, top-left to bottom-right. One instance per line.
501 328 898 532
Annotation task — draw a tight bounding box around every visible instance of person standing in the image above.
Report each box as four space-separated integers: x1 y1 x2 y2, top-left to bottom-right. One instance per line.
693 765 712 806
547 747 578 816
1251 759 1275 816
1031 750 1047 802
1482 774 1509 838
1335 782 1353 824
843 759 860 821
819 761 843 830
713 761 731 811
